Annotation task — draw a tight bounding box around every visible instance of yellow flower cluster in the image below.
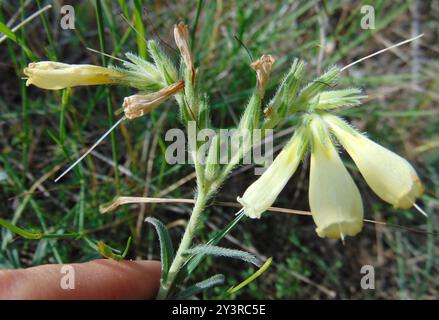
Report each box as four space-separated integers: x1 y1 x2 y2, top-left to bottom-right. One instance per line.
238 113 423 239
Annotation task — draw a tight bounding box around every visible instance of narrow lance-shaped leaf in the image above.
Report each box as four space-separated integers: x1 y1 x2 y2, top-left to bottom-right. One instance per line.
0 20 35 59
227 257 273 295
182 209 246 276
0 218 80 240
147 40 179 85
264 59 305 128
314 88 367 110
96 236 132 261
145 217 175 282
295 66 340 111
173 274 225 300
184 244 262 267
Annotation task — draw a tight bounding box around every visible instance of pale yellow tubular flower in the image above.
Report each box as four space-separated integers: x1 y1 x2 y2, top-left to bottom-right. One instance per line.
308 116 363 239
323 113 424 209
23 62 123 90
123 80 184 120
237 126 307 219
250 54 275 99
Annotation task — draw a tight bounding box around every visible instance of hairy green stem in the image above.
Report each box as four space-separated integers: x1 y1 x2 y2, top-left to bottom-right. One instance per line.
158 132 261 299
157 189 208 299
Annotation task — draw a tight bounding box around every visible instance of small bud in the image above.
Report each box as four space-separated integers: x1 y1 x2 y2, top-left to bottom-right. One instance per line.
174 23 195 82
250 54 275 99
296 66 340 105
263 59 304 129
314 88 367 110
238 92 261 132
24 62 122 90
148 40 179 85
123 80 184 120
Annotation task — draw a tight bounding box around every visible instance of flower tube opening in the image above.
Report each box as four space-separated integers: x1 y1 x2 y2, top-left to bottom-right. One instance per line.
237 126 308 219
308 116 364 239
323 113 424 209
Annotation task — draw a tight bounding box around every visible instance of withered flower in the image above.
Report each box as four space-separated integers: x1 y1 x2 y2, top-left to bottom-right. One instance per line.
250 54 275 98
174 23 195 82
123 80 184 120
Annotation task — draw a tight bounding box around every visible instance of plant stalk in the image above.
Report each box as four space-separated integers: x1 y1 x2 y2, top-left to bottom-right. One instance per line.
156 187 208 299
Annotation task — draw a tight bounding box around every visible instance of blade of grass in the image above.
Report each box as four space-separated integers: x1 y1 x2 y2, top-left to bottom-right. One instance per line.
133 0 147 59
227 257 273 295
95 0 121 193
190 0 203 51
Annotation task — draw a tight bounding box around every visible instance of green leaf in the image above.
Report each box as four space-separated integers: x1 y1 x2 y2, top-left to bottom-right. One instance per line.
145 217 175 281
0 20 35 59
0 20 18 42
133 0 147 59
173 274 225 300
0 252 15 268
0 218 79 240
147 40 178 85
183 210 246 276
0 218 42 239
315 88 367 110
269 58 305 113
96 237 132 261
295 66 340 111
82 236 132 261
184 244 261 267
238 90 261 131
227 257 273 295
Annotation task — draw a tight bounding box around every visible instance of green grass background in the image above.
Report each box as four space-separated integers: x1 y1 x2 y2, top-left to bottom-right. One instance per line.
0 0 438 299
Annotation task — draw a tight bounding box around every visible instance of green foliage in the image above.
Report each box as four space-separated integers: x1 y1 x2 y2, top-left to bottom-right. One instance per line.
145 217 175 282
0 0 437 300
184 244 262 267
174 274 225 299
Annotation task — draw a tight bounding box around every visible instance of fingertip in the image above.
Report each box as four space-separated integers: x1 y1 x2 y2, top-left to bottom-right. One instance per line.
0 259 162 300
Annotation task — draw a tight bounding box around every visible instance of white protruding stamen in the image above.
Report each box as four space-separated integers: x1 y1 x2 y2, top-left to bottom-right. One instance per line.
414 203 428 217
54 116 126 182
86 47 128 63
340 34 424 72
235 208 245 216
338 223 346 245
